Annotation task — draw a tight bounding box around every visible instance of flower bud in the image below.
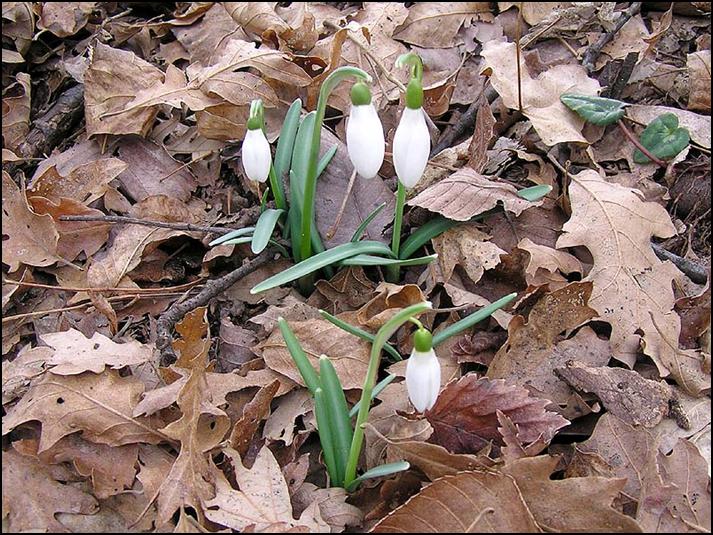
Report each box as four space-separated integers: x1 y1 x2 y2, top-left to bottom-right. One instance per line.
405 328 440 412
242 127 271 183
346 83 385 179
393 106 430 189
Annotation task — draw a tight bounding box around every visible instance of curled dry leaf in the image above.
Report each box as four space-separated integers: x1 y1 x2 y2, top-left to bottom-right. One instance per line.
228 379 280 457
355 282 428 330
37 2 95 37
555 360 672 428
1 369 167 453
2 447 98 533
686 50 711 113
40 328 154 375
432 225 506 285
393 2 490 48
556 170 710 395
480 40 601 145
408 167 539 221
2 171 61 273
1 344 51 405
1 72 30 151
425 374 569 454
516 237 582 289
203 446 328 532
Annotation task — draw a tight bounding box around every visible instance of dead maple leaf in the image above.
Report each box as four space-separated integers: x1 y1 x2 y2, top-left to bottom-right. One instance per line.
555 360 672 428
487 282 605 405
2 447 98 532
203 446 328 532
432 225 506 285
2 171 61 272
408 167 539 221
2 369 167 453
516 237 582 289
224 2 317 52
426 375 569 454
40 328 154 375
28 158 127 205
37 2 95 37
393 2 490 48
480 40 601 145
556 170 710 395
687 50 711 113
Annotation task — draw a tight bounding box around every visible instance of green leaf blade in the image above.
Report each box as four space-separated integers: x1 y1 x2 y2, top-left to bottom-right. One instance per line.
633 113 690 163
251 208 283 254
560 93 627 126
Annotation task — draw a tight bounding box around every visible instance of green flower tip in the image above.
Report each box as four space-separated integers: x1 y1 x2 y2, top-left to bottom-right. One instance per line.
247 99 264 131
413 327 433 352
351 82 372 106
405 78 423 109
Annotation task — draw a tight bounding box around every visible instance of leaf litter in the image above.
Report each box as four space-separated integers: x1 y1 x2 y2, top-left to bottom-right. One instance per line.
1 2 710 533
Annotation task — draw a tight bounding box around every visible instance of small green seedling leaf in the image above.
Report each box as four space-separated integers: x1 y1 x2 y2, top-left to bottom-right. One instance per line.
345 461 410 492
432 292 517 347
348 374 397 417
560 93 627 126
251 208 284 254
319 355 353 485
517 184 552 202
278 317 320 394
634 113 690 163
251 240 394 294
341 253 437 267
314 388 340 485
209 227 255 247
319 310 402 362
274 98 302 185
317 145 338 177
351 202 387 242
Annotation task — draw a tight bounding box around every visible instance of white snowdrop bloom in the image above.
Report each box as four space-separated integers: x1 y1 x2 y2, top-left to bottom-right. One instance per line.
242 127 271 183
393 106 430 189
346 82 384 179
405 329 440 412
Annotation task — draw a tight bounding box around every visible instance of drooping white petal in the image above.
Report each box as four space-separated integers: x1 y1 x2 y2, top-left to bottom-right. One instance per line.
242 128 271 183
405 347 441 412
393 106 430 189
346 103 385 179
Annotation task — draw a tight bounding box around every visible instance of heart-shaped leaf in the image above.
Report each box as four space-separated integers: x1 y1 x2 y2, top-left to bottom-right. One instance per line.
560 94 627 126
634 113 690 163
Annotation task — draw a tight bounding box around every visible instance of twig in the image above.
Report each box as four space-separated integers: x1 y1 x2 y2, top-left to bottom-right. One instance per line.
2 278 204 294
606 51 639 99
156 249 275 363
582 2 643 72
515 2 524 113
326 168 357 240
617 119 666 167
652 243 708 284
58 214 245 235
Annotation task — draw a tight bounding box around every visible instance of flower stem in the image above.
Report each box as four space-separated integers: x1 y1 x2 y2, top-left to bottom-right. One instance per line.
387 181 407 281
617 119 666 167
268 165 285 210
343 301 431 489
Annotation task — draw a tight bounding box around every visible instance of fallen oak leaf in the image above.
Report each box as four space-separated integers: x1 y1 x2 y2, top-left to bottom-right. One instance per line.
228 379 280 457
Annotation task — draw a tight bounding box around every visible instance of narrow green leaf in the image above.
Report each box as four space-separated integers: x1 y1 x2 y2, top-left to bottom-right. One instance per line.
351 202 388 242
259 187 270 212
349 374 397 418
251 241 395 294
317 145 338 177
517 184 552 202
345 461 410 492
314 388 340 485
399 216 459 259
633 113 690 163
341 254 437 267
251 208 284 254
319 310 402 362
277 317 320 394
274 98 302 185
560 93 627 126
291 113 315 200
432 292 517 347
219 236 252 247
319 356 353 485
209 227 255 247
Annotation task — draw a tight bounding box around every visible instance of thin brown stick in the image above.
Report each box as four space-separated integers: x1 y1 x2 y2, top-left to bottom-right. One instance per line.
326 168 358 240
617 119 666 167
515 3 524 113
582 2 642 72
58 214 233 234
2 277 204 294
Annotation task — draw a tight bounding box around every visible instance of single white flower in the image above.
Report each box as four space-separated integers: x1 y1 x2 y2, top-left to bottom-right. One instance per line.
405 328 440 412
393 106 430 189
347 103 385 179
346 82 385 179
242 127 271 183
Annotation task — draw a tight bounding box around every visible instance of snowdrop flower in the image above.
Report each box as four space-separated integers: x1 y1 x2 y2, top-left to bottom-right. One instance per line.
393 73 430 189
242 100 271 183
405 327 440 412
346 82 385 179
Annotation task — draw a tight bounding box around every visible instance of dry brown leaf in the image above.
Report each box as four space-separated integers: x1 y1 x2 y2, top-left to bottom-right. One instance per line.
501 455 643 532
2 171 61 272
432 225 505 285
40 328 154 375
480 40 600 145
84 42 164 137
2 2 34 56
37 2 95 37
687 50 711 113
393 2 489 48
598 15 651 67
203 446 328 532
16 435 138 500
1 72 30 151
260 316 371 390
307 266 377 315
2 369 165 453
228 379 280 457
408 167 538 221
263 389 312 446
372 468 540 533
638 438 711 532
487 282 604 404
426 374 569 454
556 170 710 395
291 482 363 533
555 361 672 428
224 2 316 52
218 317 259 370
1 344 50 405
676 286 711 349
27 197 111 261
1 447 98 533
516 237 582 288
355 282 427 330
